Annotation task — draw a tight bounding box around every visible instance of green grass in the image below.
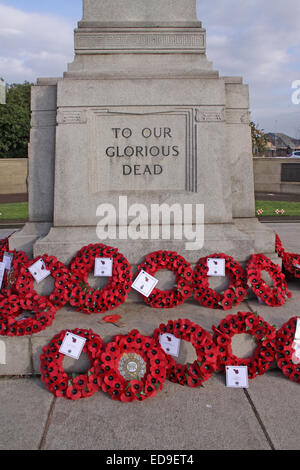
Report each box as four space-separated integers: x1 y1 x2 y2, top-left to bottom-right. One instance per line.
0 202 28 220
256 200 300 217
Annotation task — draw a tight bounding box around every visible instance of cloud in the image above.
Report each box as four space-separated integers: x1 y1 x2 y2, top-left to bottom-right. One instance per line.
197 0 300 137
0 1 299 137
0 4 74 83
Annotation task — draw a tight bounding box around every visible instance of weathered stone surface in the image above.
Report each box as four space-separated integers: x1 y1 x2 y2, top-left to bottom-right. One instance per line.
0 378 52 450
81 0 199 26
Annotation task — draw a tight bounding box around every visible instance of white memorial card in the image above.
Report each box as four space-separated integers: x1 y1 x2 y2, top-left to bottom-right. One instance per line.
0 262 5 290
3 252 13 271
226 366 249 388
28 259 51 284
131 270 159 298
59 332 86 360
294 318 300 341
207 258 226 277
159 333 181 358
94 258 113 277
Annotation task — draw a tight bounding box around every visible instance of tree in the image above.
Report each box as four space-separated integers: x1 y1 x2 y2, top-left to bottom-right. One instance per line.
0 82 32 158
250 121 268 156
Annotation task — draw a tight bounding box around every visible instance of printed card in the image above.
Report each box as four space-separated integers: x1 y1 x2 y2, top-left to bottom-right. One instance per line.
94 258 113 277
159 333 181 358
59 332 86 360
295 318 300 341
226 366 249 388
0 262 5 290
131 270 159 298
3 252 13 271
28 259 51 284
207 258 226 277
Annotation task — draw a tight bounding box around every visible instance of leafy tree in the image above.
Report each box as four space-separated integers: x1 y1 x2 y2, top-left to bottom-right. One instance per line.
250 121 268 156
0 82 32 158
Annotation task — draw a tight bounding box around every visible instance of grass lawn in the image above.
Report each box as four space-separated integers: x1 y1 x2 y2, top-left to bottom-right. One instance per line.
0 202 28 220
256 200 300 217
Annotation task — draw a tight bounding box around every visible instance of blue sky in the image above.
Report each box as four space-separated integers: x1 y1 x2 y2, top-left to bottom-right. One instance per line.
0 0 300 138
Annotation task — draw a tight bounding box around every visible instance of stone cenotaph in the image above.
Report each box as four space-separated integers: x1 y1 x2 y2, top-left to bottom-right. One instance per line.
10 0 276 268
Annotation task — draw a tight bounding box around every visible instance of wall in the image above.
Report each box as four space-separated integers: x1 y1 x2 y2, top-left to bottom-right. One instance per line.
0 159 28 195
253 157 300 194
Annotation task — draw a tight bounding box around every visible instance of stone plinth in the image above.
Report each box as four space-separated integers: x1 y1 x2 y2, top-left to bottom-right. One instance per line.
10 0 277 270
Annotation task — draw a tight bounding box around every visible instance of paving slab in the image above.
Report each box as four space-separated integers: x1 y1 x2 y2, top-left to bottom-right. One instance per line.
42 374 270 450
0 377 53 450
246 370 300 450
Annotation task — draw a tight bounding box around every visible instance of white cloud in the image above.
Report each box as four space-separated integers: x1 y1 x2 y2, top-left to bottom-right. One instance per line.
0 1 299 137
0 4 74 83
197 0 300 137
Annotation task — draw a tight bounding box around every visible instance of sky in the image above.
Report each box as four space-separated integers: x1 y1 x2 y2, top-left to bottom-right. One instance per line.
0 0 300 138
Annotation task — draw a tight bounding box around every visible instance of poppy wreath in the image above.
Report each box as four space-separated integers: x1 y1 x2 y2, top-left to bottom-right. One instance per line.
246 254 292 306
0 249 29 296
100 329 168 402
68 244 132 314
193 253 248 310
275 234 300 280
14 255 71 309
152 319 218 387
135 251 194 308
40 328 105 400
0 293 57 337
212 311 276 378
275 317 300 383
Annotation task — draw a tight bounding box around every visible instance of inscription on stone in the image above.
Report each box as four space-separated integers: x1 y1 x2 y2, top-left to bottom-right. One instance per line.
89 113 187 192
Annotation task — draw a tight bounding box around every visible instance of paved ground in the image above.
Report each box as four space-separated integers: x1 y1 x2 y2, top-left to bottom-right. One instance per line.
0 223 300 451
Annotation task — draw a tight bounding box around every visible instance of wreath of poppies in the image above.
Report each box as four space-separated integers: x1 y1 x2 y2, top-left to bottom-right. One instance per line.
275 234 300 280
135 251 194 308
0 293 57 336
275 317 300 383
14 255 71 309
40 328 105 400
68 244 132 314
212 311 276 379
246 254 292 306
152 319 217 387
193 253 248 310
0 249 29 296
100 329 167 402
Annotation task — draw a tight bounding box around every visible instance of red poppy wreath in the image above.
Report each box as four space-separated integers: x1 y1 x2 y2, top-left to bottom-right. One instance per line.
68 244 132 314
246 254 292 306
152 319 217 387
0 293 56 337
193 253 248 310
212 311 276 379
14 255 71 309
100 329 167 402
135 251 194 308
40 328 105 399
275 317 300 383
0 249 29 296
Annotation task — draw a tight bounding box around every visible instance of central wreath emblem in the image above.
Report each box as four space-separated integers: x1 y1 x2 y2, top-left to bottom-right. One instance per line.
118 353 146 381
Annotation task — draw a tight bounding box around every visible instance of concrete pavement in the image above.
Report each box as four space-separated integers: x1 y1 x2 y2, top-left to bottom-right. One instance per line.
0 224 300 450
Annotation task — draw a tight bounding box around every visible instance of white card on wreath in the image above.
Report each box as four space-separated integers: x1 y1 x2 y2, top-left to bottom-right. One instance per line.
207 258 226 277
226 366 249 388
59 332 86 360
131 270 158 298
294 318 300 341
94 258 113 277
3 252 13 271
0 262 5 290
160 333 181 358
28 259 51 284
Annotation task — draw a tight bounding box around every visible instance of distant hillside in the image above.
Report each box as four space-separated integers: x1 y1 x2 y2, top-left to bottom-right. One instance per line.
266 133 300 149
